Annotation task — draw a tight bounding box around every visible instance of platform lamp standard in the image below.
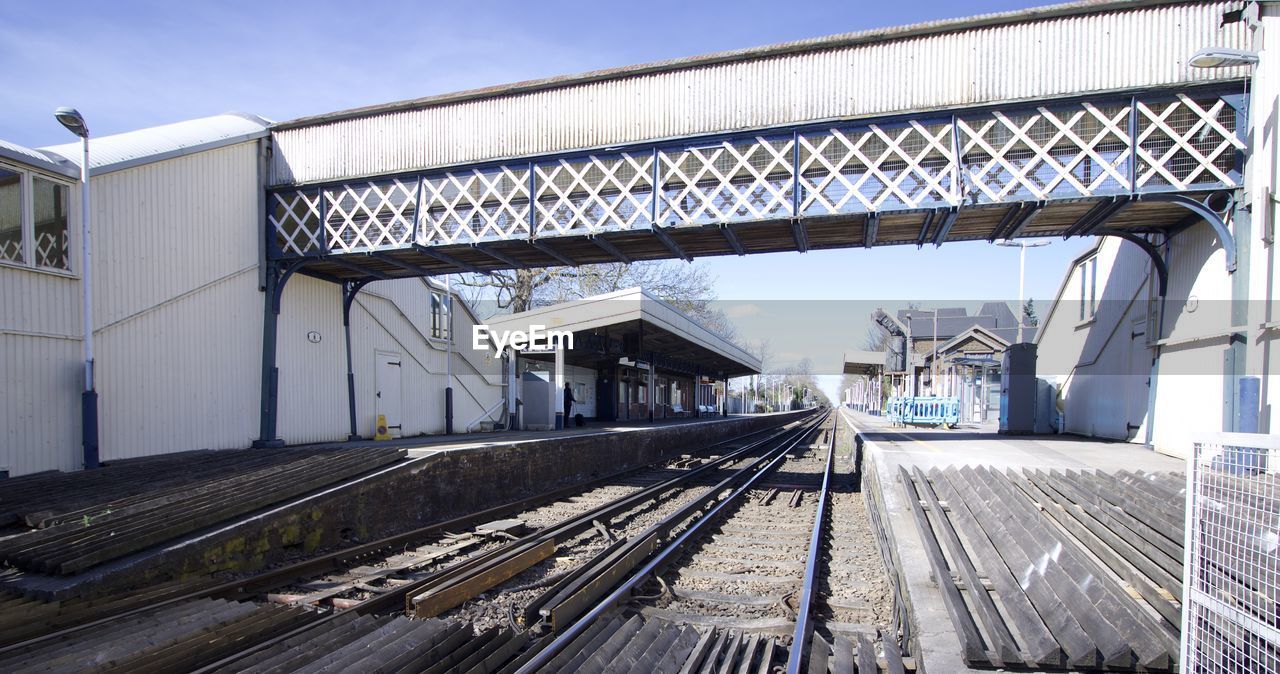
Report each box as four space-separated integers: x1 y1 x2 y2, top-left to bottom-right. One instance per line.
55 107 98 469
995 239 1051 343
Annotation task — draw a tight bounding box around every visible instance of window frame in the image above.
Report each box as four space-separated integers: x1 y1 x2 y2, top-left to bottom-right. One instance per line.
1076 254 1098 324
429 288 452 341
0 160 76 278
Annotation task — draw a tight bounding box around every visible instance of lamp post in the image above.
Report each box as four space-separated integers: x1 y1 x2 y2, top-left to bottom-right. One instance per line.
996 239 1051 343
55 107 98 469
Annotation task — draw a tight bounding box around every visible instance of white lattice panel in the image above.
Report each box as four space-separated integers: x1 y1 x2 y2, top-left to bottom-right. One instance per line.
324 180 416 253
958 102 1133 203
270 190 323 256
1183 433 1280 674
1137 94 1245 191
0 233 22 263
799 121 958 215
419 166 530 245
534 153 654 235
265 90 1244 258
34 229 68 270
658 136 794 226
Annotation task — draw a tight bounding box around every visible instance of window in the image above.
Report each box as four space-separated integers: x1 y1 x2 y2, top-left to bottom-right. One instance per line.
33 177 69 269
1077 255 1097 322
0 165 71 272
0 168 21 264
430 289 451 340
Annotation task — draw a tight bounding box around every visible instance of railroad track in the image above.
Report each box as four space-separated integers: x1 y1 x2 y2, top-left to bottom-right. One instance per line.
517 410 906 674
0 415 818 672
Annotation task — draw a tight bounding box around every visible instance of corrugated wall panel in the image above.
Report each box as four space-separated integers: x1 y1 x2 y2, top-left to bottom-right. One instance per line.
93 143 260 329
90 141 264 463
0 334 81 475
270 2 1251 185
276 276 502 444
97 269 262 460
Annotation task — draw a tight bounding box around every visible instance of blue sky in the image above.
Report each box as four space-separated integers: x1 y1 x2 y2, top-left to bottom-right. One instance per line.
1 0 1095 399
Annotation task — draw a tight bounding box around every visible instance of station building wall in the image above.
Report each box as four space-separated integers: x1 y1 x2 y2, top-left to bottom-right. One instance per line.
1037 220 1233 458
1 140 500 477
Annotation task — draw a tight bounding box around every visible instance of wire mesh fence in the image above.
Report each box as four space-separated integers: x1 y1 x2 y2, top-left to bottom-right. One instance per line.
1183 433 1280 673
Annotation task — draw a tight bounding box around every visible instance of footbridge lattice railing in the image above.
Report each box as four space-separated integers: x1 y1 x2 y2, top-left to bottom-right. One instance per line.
268 88 1245 259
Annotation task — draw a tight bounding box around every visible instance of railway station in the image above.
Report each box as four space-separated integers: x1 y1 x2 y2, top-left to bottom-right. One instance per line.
0 1 1277 672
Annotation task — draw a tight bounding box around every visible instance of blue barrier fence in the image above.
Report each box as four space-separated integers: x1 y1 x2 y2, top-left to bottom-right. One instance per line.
886 396 960 427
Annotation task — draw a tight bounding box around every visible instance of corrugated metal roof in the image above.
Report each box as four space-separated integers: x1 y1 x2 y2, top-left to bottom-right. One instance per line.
41 113 270 176
274 0 1199 131
0 139 78 178
268 1 1251 186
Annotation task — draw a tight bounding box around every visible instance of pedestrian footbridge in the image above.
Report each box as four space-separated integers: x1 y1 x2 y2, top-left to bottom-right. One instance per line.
262 1 1252 289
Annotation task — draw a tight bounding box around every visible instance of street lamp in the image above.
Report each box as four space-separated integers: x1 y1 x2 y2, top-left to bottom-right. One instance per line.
55 107 98 470
1188 47 1259 69
996 239 1051 343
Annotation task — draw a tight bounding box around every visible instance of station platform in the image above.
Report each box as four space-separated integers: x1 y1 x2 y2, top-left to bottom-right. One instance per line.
0 411 807 601
292 413 749 459
839 408 1185 674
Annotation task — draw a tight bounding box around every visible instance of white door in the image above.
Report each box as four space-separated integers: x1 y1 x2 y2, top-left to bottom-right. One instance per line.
375 351 403 437
1125 317 1150 440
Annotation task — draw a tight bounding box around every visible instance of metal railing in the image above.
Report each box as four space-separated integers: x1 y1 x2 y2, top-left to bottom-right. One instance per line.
886 396 961 427
1182 432 1280 673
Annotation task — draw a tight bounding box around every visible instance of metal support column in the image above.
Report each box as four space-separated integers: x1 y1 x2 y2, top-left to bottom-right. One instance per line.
554 345 565 430
1227 197 1251 431
341 280 370 441
254 260 305 449
648 358 655 423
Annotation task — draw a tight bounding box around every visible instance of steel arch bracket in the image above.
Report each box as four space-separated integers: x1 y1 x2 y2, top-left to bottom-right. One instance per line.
1140 193 1236 273
1096 229 1169 297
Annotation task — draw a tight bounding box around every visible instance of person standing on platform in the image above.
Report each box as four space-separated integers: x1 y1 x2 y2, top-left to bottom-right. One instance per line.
564 382 576 428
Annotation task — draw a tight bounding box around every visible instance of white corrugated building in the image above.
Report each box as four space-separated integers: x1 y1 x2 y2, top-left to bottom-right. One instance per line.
0 116 503 476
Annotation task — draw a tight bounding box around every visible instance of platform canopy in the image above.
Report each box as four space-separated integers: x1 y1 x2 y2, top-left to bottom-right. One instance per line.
843 350 886 377
484 287 760 379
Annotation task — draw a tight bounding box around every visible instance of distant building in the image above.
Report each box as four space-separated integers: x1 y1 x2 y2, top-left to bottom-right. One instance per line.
872 303 1030 423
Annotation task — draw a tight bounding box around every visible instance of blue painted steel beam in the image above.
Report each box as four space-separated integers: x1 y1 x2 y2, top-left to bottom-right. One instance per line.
1062 196 1128 238
529 239 578 266
863 213 880 249
411 243 489 275
1076 197 1131 237
590 236 632 264
1001 200 1045 240
931 208 960 247
915 210 937 248
471 244 526 269
372 252 435 277
791 219 809 253
721 225 745 255
650 225 692 261
987 204 1026 242
324 256 394 281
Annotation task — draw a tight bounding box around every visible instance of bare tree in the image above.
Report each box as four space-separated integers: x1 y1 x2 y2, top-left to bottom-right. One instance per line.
458 261 738 341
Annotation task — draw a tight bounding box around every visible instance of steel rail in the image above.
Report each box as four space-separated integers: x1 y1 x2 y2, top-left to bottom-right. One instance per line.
516 411 829 674
524 412 830 630
0 417 799 660
189 413 817 674
397 416 814 617
786 419 836 673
